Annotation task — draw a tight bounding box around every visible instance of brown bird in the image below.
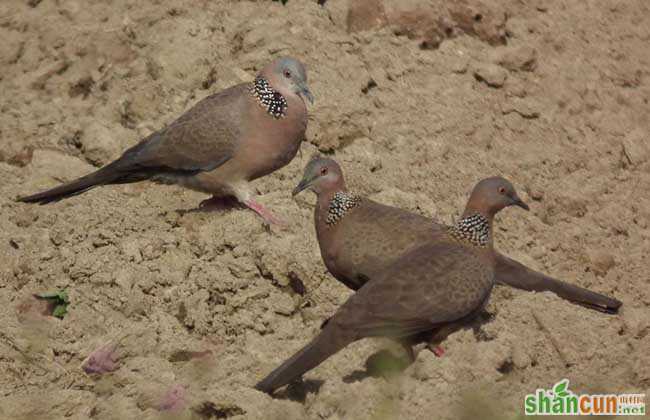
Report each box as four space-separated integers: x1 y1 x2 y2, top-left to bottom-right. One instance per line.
256 176 529 393
17 57 313 225
290 157 621 313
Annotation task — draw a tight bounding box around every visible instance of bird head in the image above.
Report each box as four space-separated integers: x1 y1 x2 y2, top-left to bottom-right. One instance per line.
293 156 344 197
261 57 314 105
465 176 529 217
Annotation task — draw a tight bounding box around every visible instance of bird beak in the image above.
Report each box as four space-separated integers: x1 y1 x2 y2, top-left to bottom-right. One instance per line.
298 83 314 105
292 177 313 197
511 195 530 211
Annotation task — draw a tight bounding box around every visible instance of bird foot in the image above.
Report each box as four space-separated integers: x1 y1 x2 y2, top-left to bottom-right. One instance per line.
243 199 286 226
428 345 445 357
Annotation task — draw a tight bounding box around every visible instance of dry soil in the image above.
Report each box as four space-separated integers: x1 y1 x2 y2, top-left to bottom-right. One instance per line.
0 0 649 419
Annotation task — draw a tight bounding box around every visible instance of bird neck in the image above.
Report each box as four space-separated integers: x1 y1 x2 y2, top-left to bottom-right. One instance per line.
448 212 492 248
317 188 362 227
250 76 288 119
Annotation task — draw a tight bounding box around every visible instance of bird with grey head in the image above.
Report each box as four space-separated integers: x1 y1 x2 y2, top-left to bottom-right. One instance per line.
18 56 314 225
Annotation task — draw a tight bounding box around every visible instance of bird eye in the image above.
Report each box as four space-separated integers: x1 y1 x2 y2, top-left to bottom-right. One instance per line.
498 187 506 194
284 70 292 78
320 167 328 175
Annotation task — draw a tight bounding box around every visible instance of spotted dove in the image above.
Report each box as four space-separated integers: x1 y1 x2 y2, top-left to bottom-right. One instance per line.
18 57 313 225
256 176 529 393
290 158 621 312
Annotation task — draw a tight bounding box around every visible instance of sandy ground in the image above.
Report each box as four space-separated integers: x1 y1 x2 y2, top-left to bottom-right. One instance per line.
1 0 649 419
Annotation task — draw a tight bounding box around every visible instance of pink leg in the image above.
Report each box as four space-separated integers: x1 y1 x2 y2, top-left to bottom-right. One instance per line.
429 345 445 357
242 199 285 226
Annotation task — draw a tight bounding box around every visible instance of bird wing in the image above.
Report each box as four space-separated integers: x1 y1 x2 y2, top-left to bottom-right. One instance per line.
333 242 494 339
327 199 446 290
118 83 250 175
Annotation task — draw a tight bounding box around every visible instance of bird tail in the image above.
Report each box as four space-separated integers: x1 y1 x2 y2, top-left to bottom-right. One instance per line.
255 326 354 394
494 253 622 313
17 161 132 205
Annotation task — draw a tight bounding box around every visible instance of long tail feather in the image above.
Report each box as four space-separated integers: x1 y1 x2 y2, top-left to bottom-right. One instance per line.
18 162 129 205
495 253 622 313
255 327 353 394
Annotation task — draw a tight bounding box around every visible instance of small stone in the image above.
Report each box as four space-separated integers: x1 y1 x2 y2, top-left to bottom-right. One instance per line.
505 17 529 39
621 307 650 338
121 240 142 263
11 209 38 228
450 56 470 74
474 63 507 88
49 230 64 246
91 229 114 248
163 211 180 227
346 0 388 33
7 147 34 167
505 78 528 98
449 1 507 45
411 349 444 381
512 346 531 369
157 384 186 412
491 45 537 72
83 342 120 374
501 98 540 119
535 1 549 12
299 307 322 324
588 251 616 276
138 277 155 293
90 273 112 285
113 269 133 291
529 188 544 201
39 250 55 261
81 121 123 166
530 247 546 260
621 128 649 167
0 37 24 66
271 292 295 316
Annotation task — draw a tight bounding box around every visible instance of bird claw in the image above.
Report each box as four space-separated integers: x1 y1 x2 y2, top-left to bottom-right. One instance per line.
198 196 285 226
243 199 286 226
429 345 445 357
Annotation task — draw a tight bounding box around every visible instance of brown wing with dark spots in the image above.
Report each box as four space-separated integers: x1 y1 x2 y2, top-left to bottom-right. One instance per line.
331 242 495 339
18 84 248 204
130 83 248 172
319 198 445 290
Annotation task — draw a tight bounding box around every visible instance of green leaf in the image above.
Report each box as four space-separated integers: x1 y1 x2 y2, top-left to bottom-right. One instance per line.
52 305 67 319
37 291 62 300
35 289 70 319
58 290 70 304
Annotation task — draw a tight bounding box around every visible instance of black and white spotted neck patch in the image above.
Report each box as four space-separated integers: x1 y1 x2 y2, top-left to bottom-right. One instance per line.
326 191 362 226
448 213 490 247
250 77 287 119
